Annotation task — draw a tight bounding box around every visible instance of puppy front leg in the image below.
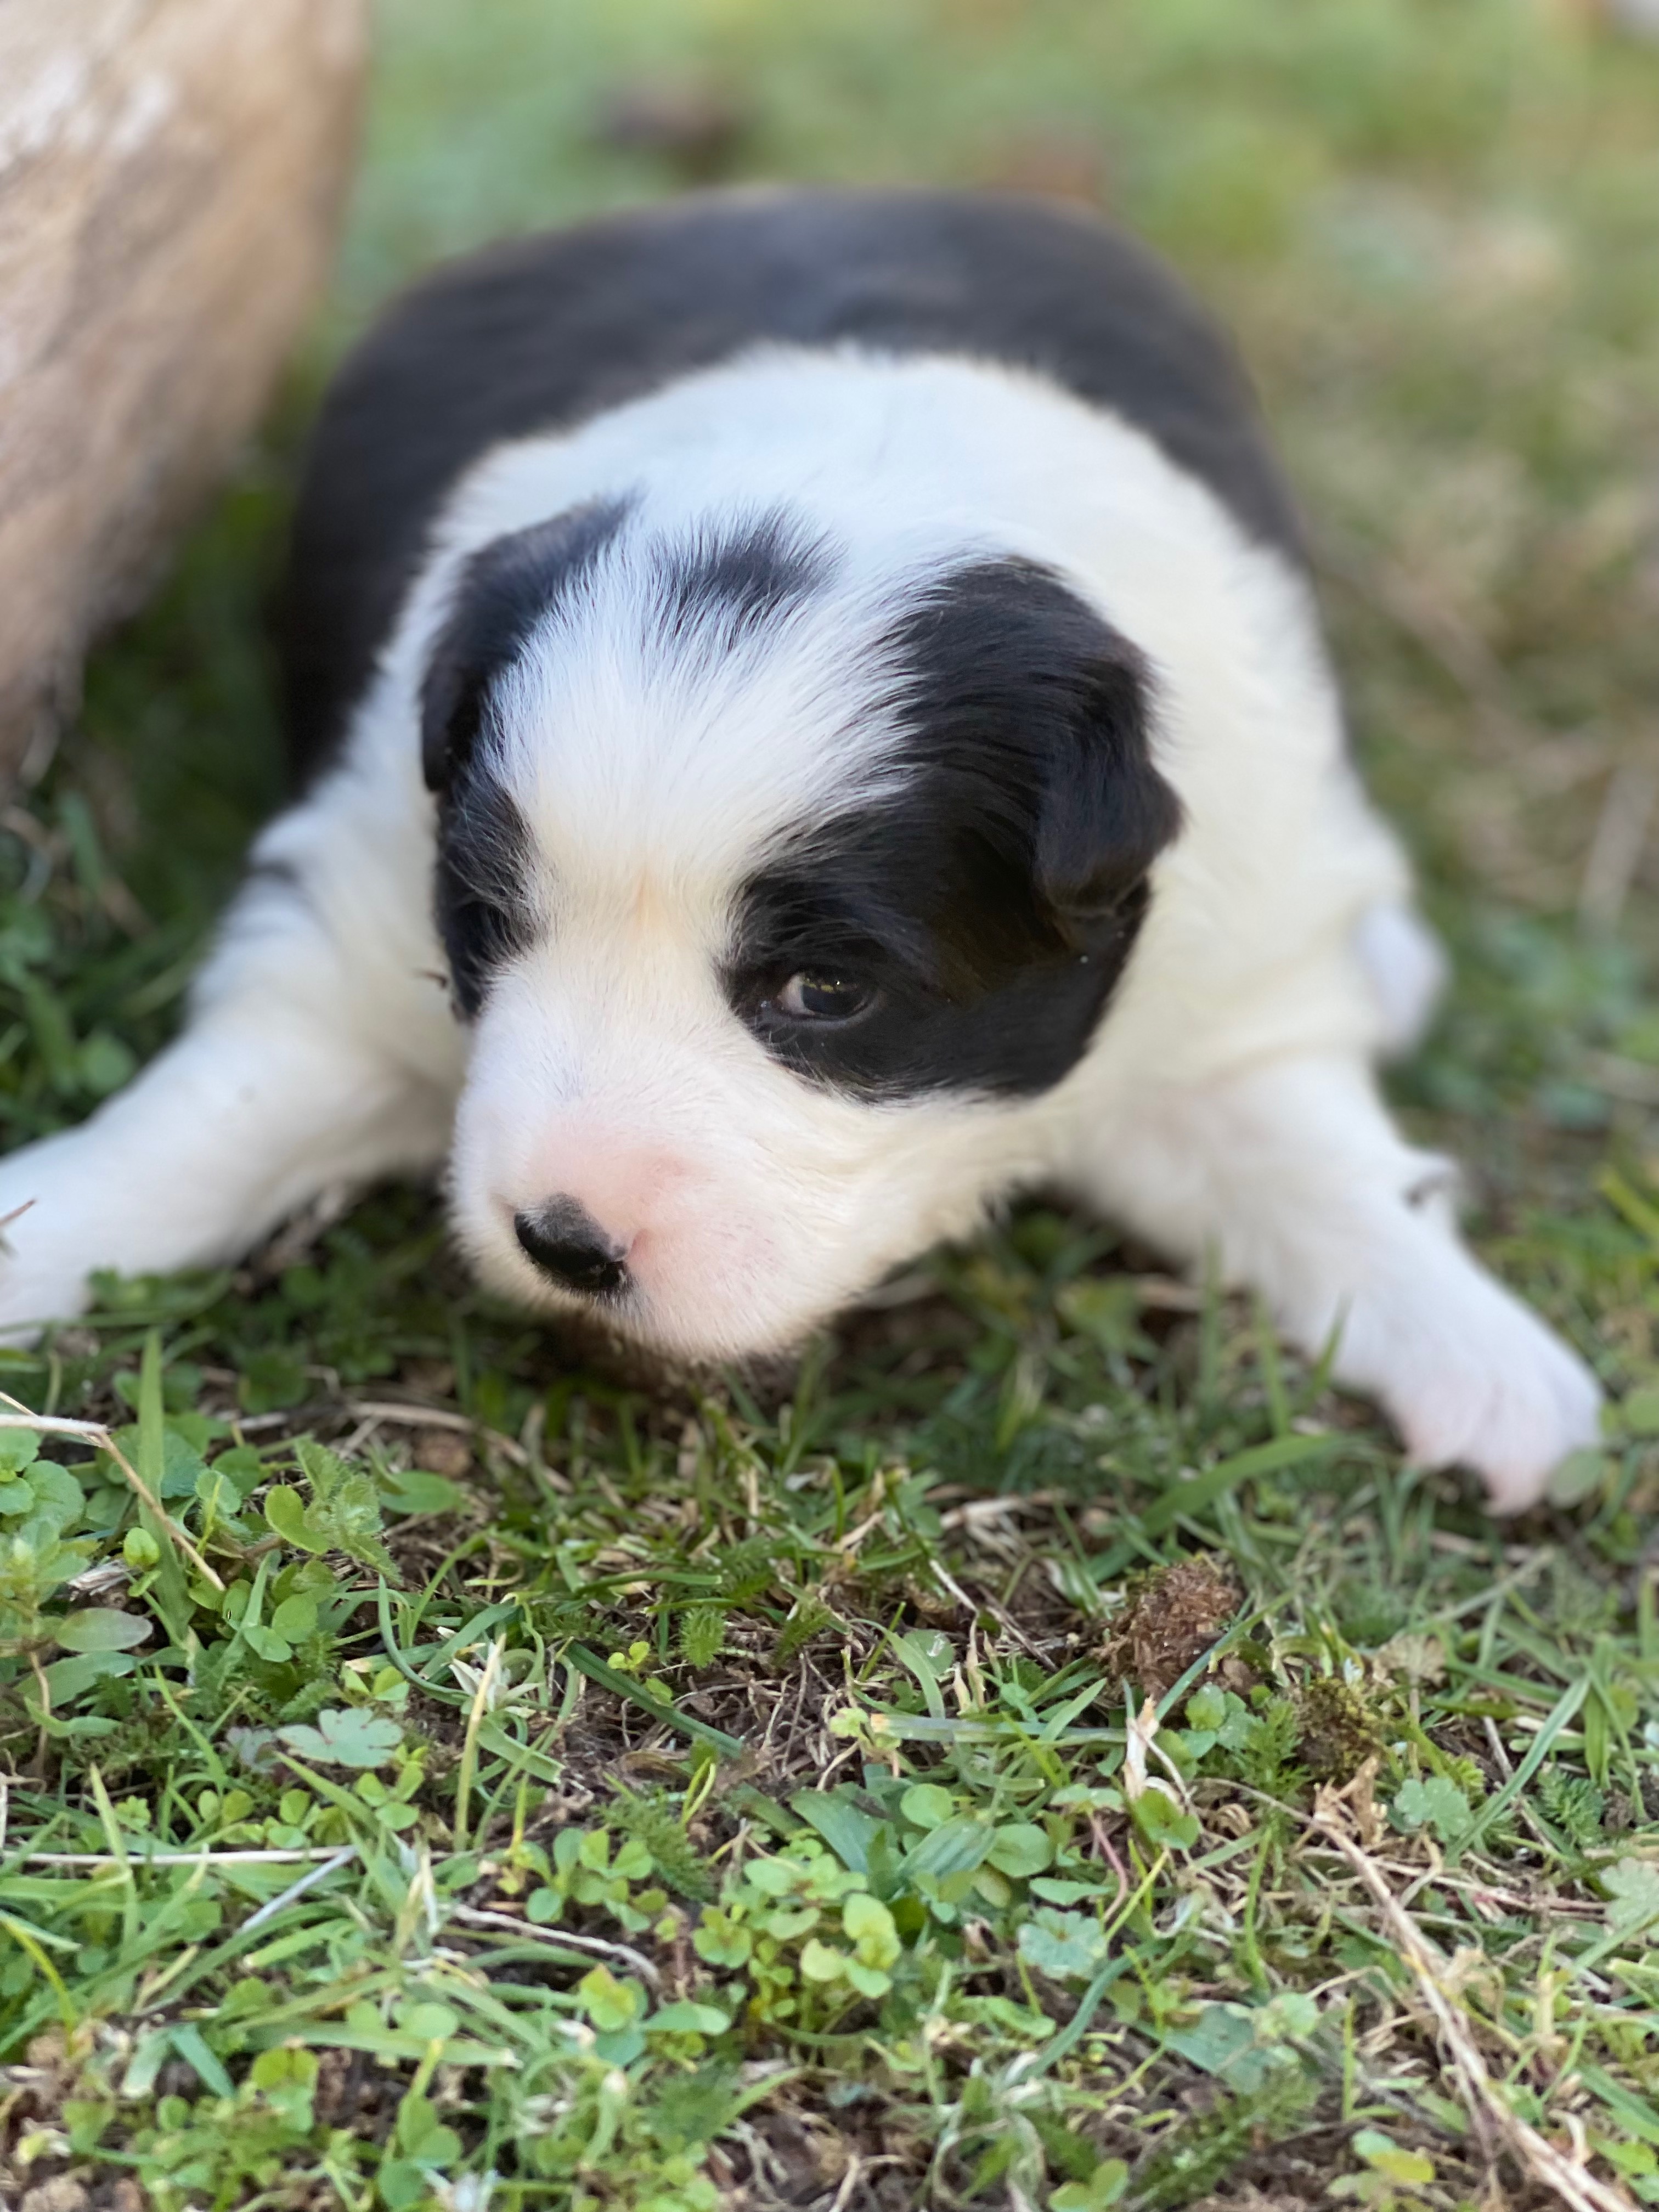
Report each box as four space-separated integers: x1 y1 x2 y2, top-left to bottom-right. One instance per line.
0 885 456 1336
1073 1053 1600 1510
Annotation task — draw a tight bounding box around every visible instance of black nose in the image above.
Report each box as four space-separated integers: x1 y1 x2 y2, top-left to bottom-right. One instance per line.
513 1197 629 1296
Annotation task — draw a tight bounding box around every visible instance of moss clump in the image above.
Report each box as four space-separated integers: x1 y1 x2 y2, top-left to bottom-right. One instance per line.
1296 1675 1383 1785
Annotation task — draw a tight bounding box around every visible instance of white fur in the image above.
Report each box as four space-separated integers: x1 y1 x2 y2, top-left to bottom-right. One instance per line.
0 348 1599 1508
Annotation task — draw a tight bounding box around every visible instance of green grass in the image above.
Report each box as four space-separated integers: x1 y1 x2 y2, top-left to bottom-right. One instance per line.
5 1 1659 2205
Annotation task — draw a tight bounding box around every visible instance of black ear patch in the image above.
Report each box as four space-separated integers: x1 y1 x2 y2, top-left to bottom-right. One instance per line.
895 558 1181 950
728 557 1181 1099
420 497 632 792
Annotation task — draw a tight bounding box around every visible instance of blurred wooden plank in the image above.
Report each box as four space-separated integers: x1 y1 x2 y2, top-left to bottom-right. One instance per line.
0 0 369 773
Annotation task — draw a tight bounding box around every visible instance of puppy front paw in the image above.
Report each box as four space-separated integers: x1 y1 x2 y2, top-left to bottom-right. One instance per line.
1374 1276 1601 1514
0 1146 109 1343
0 1237 94 1346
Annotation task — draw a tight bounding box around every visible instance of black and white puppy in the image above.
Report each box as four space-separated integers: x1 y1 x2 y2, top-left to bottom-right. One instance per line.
0 189 1599 1508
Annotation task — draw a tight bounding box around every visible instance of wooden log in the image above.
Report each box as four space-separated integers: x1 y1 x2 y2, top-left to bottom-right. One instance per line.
0 0 369 773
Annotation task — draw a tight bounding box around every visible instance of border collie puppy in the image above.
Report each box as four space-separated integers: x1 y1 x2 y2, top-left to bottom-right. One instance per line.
0 189 1599 1508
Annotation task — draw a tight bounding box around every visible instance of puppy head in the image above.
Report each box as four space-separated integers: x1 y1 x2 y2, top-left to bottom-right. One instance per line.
426 496 1179 1358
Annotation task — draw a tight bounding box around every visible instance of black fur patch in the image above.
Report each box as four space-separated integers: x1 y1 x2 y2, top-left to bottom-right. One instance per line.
653 508 834 658
279 189 1300 783
434 770 537 1020
727 558 1181 1098
424 500 626 1015
421 497 631 792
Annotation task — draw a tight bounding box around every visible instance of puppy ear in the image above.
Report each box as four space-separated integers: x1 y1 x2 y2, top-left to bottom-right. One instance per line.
890 558 1181 952
420 497 631 792
1033 643 1182 948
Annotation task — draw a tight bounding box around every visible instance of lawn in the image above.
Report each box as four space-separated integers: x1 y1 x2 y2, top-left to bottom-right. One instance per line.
3 2 1659 2208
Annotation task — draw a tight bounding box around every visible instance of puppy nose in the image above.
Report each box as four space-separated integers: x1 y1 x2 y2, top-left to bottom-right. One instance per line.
513 1196 629 1296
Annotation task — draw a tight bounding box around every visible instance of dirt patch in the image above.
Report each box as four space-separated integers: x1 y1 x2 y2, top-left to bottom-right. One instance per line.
1102 1554 1243 1699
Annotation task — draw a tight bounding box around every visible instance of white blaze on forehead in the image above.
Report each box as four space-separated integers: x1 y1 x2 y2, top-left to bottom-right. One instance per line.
484 525 909 907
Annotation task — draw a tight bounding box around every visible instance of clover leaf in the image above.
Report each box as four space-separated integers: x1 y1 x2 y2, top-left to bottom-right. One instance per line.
1018 1908 1108 1982
1391 1775 1472 1844
277 1708 404 1770
1603 1856 1659 1939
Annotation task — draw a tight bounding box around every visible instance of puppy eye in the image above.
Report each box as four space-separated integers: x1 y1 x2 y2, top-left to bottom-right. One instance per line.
776 972 876 1022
